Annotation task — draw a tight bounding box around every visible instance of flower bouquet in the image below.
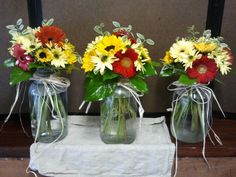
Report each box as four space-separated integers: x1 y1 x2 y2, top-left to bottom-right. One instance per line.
160 26 233 143
81 21 157 144
4 19 79 142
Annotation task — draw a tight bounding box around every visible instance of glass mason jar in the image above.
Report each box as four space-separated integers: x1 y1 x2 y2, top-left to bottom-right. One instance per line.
100 85 138 144
28 69 69 143
170 88 212 143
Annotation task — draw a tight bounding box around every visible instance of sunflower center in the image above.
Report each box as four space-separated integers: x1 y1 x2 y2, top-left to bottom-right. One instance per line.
48 37 53 41
121 57 132 68
105 45 115 51
39 52 46 58
197 64 207 74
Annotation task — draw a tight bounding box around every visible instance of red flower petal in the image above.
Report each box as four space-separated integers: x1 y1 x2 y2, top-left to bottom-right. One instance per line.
187 56 218 84
36 26 66 46
113 48 138 78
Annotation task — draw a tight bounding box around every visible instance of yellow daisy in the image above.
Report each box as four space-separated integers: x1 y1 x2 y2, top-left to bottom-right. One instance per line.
35 48 53 63
81 53 95 72
63 42 76 51
163 51 173 65
64 49 77 64
134 59 146 72
51 47 68 68
194 42 217 53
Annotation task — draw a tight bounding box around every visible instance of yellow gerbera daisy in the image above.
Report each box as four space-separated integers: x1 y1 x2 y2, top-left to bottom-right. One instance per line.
194 42 217 53
140 46 151 62
81 53 95 72
64 49 77 64
35 48 53 62
95 35 127 57
51 47 68 68
163 51 173 65
63 42 76 51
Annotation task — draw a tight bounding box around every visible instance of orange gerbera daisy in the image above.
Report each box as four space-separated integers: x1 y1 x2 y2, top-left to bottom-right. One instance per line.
36 26 66 46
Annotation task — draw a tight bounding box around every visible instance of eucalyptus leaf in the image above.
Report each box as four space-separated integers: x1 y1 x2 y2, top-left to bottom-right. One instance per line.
137 38 142 44
104 31 111 35
16 18 22 26
94 25 103 35
112 21 121 28
46 18 54 26
146 39 155 45
6 25 16 30
4 58 16 68
10 67 32 85
136 33 145 39
19 24 24 30
130 77 148 93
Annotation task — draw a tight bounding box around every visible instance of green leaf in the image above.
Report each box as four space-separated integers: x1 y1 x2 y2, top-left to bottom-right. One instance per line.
130 76 148 93
151 61 162 67
103 70 119 81
85 76 116 101
142 63 157 77
10 67 33 85
4 58 16 68
112 21 121 28
28 62 45 69
146 38 155 45
178 74 196 85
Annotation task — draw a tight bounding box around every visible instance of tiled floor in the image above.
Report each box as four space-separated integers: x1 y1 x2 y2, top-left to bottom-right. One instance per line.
1 158 236 177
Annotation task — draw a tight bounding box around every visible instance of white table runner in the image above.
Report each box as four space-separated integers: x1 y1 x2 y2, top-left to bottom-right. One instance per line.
29 116 175 177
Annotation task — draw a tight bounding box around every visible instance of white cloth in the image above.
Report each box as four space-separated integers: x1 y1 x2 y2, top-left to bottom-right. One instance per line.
29 116 175 177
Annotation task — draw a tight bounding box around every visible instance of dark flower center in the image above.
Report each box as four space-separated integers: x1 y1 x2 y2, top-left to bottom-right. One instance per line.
180 49 185 53
30 45 36 49
48 37 53 41
101 56 107 62
121 57 132 68
197 64 207 74
105 45 115 51
39 52 46 58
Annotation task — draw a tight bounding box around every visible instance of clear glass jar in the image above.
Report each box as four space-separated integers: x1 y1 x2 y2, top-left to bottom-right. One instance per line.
28 69 69 143
170 89 212 143
100 85 137 144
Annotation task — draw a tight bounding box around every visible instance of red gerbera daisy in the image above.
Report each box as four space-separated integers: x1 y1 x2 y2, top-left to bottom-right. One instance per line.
36 26 66 46
113 29 136 44
113 48 138 78
187 56 218 84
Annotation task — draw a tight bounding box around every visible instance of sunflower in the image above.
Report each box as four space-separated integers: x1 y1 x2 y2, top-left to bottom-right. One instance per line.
36 26 66 46
35 48 53 63
113 48 138 78
187 56 218 84
50 47 68 68
95 35 127 57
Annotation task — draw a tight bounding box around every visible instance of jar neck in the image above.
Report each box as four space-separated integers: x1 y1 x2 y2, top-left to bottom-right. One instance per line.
34 68 54 78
